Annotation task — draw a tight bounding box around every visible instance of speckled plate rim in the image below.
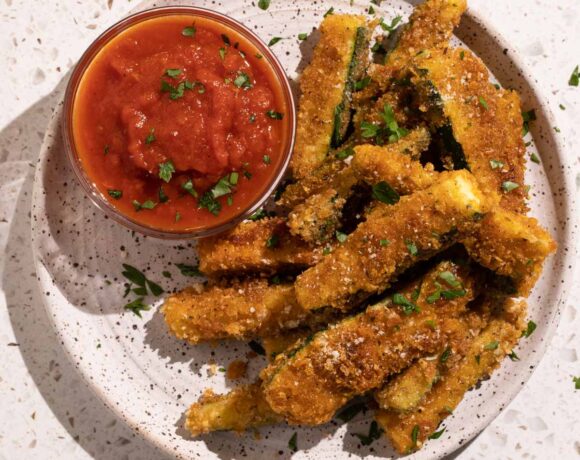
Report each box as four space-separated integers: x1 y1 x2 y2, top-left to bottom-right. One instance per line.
30 2 577 459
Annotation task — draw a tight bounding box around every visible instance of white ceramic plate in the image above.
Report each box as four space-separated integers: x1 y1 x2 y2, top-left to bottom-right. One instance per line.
31 1 576 459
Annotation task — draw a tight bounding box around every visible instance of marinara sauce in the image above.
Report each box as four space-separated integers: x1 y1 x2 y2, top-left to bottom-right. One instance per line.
73 14 291 232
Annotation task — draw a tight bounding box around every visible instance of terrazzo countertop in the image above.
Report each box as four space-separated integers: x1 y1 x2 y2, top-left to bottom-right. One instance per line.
1 1 579 459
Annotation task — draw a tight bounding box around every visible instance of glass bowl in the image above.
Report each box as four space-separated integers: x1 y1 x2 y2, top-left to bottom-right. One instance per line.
62 6 296 239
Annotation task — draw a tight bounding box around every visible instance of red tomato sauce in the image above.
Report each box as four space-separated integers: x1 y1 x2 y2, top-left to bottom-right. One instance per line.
73 15 290 232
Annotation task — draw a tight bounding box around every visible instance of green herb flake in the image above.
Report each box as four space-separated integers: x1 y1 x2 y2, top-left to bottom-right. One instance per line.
161 80 186 100
175 211 181 222
234 71 253 89
249 113 257 123
438 271 461 288
336 231 348 243
268 36 283 47
124 298 150 317
266 110 283 119
182 25 196 37
266 234 279 248
198 192 221 216
522 109 536 136
336 401 366 422
411 424 420 447
380 15 402 33
440 347 452 363
460 51 465 60
428 428 446 440
145 128 156 145
522 320 537 338
324 7 335 17
484 340 499 350
559 104 566 111
158 161 175 183
288 432 298 452
508 350 520 361
263 155 271 165
425 319 437 330
355 76 372 91
573 376 580 390
255 53 263 59
405 240 418 256
393 293 420 315
175 263 202 277
475 354 481 364
298 32 308 41
181 179 198 198
162 271 172 279
336 147 354 160
158 186 169 203
353 420 383 446
478 96 488 110
323 247 332 255
502 181 519 193
569 65 579 87
380 239 390 247
258 0 270 11
490 159 504 169
221 34 231 46
165 68 182 79
372 181 400 205
219 47 226 60
530 153 541 164
211 176 235 198
554 126 561 133
133 200 157 211
108 189 123 200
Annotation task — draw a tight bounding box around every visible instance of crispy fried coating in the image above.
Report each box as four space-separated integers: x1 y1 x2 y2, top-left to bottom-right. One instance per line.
465 208 557 296
185 383 282 436
197 218 321 277
163 279 330 343
262 329 313 361
376 300 526 454
413 47 528 213
291 15 369 178
294 171 490 311
261 261 477 426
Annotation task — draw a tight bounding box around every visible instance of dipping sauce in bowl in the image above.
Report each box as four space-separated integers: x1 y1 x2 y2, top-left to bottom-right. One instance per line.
63 7 295 238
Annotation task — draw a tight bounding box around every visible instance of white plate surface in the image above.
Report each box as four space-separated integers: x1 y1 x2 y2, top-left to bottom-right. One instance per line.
31 1 577 459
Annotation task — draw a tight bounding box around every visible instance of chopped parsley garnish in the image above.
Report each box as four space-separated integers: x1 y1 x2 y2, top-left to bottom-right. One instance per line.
508 351 520 361
266 110 283 119
249 113 257 123
484 340 499 350
161 80 186 100
221 34 231 46
175 211 181 222
219 47 226 60
460 51 465 60
573 376 580 390
227 196 233 206
405 240 418 256
158 187 168 203
361 103 409 145
336 401 366 422
175 263 203 277
298 33 308 40
288 432 298 452
162 271 171 279
324 7 335 17
336 147 354 160
258 0 270 10
522 109 536 136
234 71 253 89
475 354 481 364
108 189 122 200
249 208 271 221
336 231 348 243
268 36 283 47
559 104 566 111
158 161 175 183
121 264 164 298
440 347 452 363
372 181 400 205
248 340 265 355
165 68 182 79
132 200 157 211
198 192 221 216
438 271 461 288
428 428 446 440
554 126 561 133
425 319 437 330
266 234 279 248
124 298 150 317
530 153 540 164
380 239 390 247
182 25 196 37
411 424 420 448
355 76 372 91
368 5 375 14
380 15 402 34
522 320 537 338
255 53 263 59
489 159 504 169
569 65 579 87
353 420 383 446
322 247 332 255
393 293 420 315
478 96 488 110
502 181 519 192
145 128 156 144
263 155 271 164
181 179 198 197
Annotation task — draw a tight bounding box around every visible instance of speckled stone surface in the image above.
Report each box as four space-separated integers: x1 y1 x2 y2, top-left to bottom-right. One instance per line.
0 1 579 459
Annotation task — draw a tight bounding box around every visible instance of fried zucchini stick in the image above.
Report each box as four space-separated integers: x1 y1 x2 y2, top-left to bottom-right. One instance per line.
197 218 321 277
261 260 477 425
376 300 525 453
295 171 490 311
186 383 282 436
291 15 370 178
162 279 334 344
413 47 527 212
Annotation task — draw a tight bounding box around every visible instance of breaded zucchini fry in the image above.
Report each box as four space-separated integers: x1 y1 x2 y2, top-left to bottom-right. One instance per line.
197 218 321 277
376 300 526 454
186 383 282 436
295 171 490 311
163 279 332 343
412 47 528 212
262 329 313 361
261 261 477 425
291 15 370 178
